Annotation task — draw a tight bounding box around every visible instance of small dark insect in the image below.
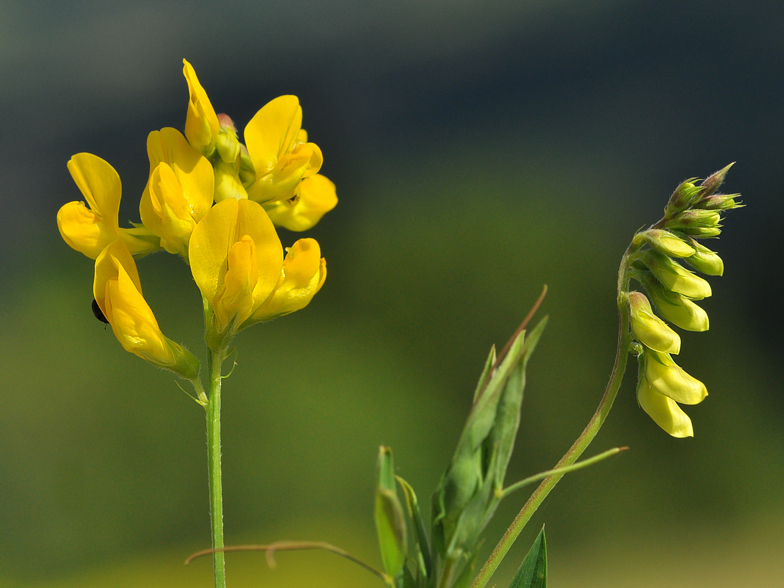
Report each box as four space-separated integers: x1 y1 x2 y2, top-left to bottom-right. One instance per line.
91 299 109 325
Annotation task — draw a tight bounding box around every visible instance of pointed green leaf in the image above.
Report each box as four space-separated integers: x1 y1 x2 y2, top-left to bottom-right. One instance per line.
396 475 433 579
509 527 547 588
375 488 408 578
378 446 396 492
473 344 497 402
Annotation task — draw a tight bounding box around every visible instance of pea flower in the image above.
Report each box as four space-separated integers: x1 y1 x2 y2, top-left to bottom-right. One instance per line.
263 174 338 231
628 292 681 354
57 153 160 259
139 128 215 257
244 98 323 204
189 198 284 334
636 349 708 438
183 59 220 157
243 238 327 326
639 249 712 300
94 240 199 379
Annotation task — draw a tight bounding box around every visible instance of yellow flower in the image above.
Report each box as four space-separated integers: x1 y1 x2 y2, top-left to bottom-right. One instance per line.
183 59 220 156
263 174 338 231
244 238 327 326
139 128 214 256
57 153 160 259
640 250 712 300
244 97 323 204
189 198 284 333
637 349 708 438
94 240 198 378
628 291 681 354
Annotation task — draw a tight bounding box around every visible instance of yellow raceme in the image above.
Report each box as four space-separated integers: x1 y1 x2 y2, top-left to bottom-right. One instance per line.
94 241 198 378
58 153 160 259
139 128 214 256
189 198 284 333
264 174 338 231
245 238 327 326
183 59 220 156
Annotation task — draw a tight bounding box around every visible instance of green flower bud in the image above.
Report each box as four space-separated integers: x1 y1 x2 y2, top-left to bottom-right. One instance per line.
644 349 708 405
215 127 241 165
665 209 722 229
698 162 734 198
628 291 681 354
213 159 249 202
696 193 742 211
633 229 695 258
638 272 709 332
684 238 724 276
664 178 701 217
639 250 712 300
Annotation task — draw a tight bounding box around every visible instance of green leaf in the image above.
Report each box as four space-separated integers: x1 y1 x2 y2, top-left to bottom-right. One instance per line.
509 527 547 588
375 488 408 578
396 475 433 579
375 447 407 578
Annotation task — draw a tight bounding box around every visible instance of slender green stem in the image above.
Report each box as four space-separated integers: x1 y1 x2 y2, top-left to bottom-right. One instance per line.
206 344 227 588
469 247 637 588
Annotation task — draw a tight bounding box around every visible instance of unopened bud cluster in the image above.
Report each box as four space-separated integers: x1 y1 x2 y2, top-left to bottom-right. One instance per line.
626 165 741 437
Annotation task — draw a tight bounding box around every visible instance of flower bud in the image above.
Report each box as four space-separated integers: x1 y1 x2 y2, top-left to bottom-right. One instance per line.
633 229 695 258
664 179 701 217
644 350 708 405
215 119 241 164
263 174 338 231
639 250 712 300
183 59 219 157
696 194 742 211
665 209 722 232
639 272 709 332
698 163 734 198
628 292 681 354
683 238 724 276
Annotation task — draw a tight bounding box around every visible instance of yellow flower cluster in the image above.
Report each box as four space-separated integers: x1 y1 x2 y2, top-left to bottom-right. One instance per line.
57 59 336 375
626 166 741 437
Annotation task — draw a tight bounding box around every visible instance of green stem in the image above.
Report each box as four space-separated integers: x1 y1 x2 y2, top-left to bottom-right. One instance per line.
469 247 636 588
206 344 227 588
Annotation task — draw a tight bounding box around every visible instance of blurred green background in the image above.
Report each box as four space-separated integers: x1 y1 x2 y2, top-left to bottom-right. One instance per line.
1 1 783 586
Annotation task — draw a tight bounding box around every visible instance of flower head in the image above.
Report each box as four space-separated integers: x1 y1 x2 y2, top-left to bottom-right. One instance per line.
139 128 214 256
94 240 199 379
189 198 284 334
244 97 323 204
58 153 160 259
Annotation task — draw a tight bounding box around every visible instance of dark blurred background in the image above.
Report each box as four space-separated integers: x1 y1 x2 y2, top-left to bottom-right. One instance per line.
1 1 782 586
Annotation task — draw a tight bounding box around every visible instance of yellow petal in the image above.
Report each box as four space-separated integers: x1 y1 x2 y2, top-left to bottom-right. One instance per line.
644 350 708 405
247 238 326 324
214 235 258 329
637 378 694 438
105 263 173 366
57 201 116 259
264 174 338 231
183 59 220 155
67 153 121 232
93 240 143 317
244 95 303 176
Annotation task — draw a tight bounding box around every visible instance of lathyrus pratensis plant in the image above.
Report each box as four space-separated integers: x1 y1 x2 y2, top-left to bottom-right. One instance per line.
58 60 741 588
57 59 337 588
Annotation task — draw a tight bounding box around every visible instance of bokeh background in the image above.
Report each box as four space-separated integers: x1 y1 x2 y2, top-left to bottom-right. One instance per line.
1 1 782 586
